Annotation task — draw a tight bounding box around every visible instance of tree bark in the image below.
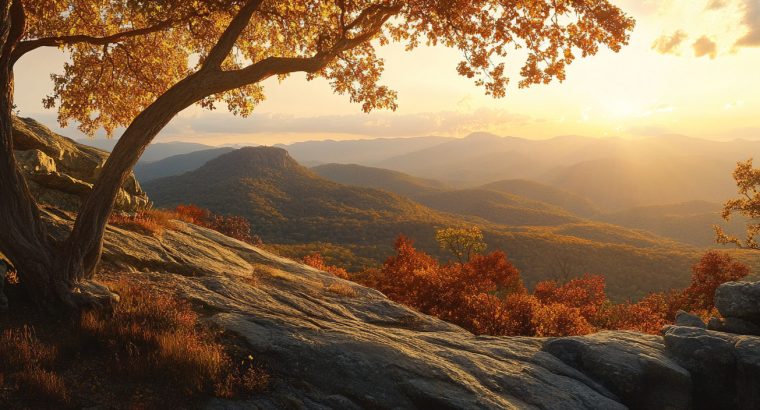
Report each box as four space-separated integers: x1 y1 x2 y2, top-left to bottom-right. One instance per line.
0 0 62 307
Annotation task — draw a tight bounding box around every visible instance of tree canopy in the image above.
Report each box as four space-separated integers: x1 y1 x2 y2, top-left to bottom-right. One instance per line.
715 159 760 249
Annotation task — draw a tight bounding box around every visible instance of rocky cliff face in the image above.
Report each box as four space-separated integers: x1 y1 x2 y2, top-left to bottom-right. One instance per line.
12 117 149 211
37 208 759 410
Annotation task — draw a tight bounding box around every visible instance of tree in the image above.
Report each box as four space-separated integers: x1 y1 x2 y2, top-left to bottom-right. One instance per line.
682 250 749 311
715 159 760 249
435 227 487 263
0 0 635 311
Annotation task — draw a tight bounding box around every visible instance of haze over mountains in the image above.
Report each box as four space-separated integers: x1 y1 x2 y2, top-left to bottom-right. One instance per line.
141 145 760 300
108 131 760 210
114 131 756 249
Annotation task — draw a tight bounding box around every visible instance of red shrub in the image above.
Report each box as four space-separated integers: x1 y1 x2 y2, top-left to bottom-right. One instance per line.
683 250 750 311
534 275 607 322
302 253 350 279
174 204 211 224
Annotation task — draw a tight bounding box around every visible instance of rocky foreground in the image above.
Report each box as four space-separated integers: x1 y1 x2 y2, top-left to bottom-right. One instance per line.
41 209 752 410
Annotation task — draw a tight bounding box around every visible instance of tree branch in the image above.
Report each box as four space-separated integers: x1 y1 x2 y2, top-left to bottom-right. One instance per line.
201 0 266 70
11 12 192 64
209 3 402 91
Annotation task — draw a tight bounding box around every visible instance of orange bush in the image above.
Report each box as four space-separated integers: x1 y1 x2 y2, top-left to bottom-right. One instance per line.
531 302 593 337
534 275 607 322
303 253 350 279
360 236 527 335
683 250 749 311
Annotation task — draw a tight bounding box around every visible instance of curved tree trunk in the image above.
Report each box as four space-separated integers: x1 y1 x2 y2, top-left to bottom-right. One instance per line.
61 72 211 281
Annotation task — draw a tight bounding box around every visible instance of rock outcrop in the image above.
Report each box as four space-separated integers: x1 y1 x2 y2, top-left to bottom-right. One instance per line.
36 208 758 409
663 326 760 410
12 117 149 211
714 281 760 325
543 332 691 410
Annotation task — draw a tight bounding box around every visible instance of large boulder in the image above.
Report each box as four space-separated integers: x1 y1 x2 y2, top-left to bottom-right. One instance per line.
715 281 760 326
674 310 706 328
663 325 760 410
708 316 760 336
543 331 691 410
12 117 149 211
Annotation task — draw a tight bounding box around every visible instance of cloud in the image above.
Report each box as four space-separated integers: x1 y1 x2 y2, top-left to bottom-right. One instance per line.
162 108 536 139
706 0 730 10
693 36 718 58
736 0 760 46
652 30 689 55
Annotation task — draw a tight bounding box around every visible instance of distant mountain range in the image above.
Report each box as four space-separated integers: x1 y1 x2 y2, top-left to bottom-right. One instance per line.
76 139 218 163
140 146 757 301
134 147 236 182
123 132 759 212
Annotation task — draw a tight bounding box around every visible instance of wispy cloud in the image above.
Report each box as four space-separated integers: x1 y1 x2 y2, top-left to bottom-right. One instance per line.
652 30 688 55
163 109 536 139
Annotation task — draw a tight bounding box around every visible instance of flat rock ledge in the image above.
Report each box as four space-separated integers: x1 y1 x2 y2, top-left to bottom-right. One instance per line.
62 213 760 409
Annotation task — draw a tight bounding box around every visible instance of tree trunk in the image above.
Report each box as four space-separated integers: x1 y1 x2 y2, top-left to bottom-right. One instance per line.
61 72 211 282
0 0 61 307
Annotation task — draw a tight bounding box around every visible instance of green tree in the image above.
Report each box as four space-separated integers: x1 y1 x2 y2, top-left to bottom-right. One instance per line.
0 0 634 311
436 227 487 263
715 159 760 249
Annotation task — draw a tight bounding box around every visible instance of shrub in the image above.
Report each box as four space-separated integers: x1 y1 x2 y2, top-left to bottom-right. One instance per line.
682 250 750 311
109 204 262 245
108 209 178 236
302 253 350 279
81 279 268 395
534 275 607 322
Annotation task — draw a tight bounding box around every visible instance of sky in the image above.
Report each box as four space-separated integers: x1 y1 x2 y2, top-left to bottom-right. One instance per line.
12 0 760 145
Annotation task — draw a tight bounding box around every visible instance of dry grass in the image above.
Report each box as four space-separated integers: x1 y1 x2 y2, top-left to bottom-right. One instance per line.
0 276 269 409
0 326 57 371
325 281 357 297
108 209 180 236
0 326 68 408
15 368 70 407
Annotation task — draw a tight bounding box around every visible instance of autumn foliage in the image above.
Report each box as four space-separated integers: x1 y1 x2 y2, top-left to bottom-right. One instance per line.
302 253 350 280
346 235 751 337
109 204 262 246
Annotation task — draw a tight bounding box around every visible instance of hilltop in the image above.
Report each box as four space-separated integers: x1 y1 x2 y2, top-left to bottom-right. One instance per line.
134 147 236 182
